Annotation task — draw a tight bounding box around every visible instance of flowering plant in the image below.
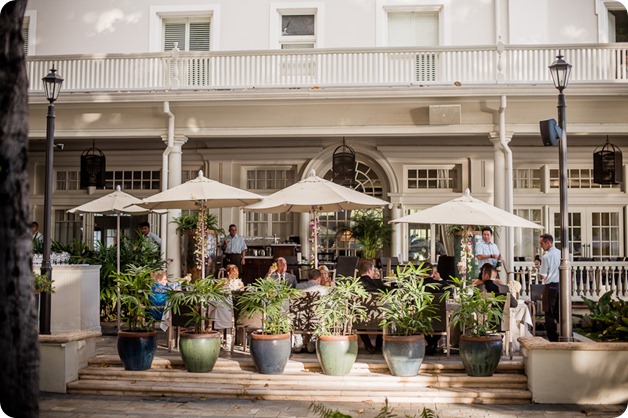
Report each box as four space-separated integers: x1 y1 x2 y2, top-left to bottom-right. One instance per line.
308 211 322 267
457 230 475 280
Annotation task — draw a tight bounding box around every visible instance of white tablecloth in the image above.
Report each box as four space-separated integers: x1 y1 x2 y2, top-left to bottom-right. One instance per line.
509 301 533 352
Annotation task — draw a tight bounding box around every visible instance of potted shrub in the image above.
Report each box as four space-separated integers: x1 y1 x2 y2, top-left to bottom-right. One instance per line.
236 277 300 374
378 263 440 376
314 276 369 376
444 276 507 377
349 212 392 261
114 264 159 371
166 276 230 372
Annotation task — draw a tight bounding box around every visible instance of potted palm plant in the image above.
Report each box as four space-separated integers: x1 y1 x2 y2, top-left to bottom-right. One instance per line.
166 276 230 372
236 277 300 374
349 212 392 261
444 276 507 376
114 264 159 371
378 263 440 376
314 276 369 376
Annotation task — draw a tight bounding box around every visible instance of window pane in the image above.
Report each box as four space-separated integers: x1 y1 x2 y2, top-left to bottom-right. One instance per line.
282 15 314 36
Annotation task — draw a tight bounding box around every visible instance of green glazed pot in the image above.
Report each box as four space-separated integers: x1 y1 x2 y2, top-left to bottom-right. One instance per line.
459 334 503 377
179 331 222 373
316 334 358 376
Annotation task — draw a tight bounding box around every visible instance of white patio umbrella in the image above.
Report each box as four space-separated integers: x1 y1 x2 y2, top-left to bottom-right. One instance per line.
390 189 540 229
244 170 389 268
136 171 263 277
68 185 162 330
390 189 541 279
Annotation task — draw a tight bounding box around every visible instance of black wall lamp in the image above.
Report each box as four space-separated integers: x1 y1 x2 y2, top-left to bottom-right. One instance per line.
593 136 623 185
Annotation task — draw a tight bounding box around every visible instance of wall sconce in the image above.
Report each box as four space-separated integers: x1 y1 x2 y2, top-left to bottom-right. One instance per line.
332 138 356 187
80 140 106 189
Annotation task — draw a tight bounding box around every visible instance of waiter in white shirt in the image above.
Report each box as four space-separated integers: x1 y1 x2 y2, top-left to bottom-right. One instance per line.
475 227 501 269
222 224 247 273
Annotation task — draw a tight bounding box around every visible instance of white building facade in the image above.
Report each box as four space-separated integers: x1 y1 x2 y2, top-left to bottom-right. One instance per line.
24 0 628 293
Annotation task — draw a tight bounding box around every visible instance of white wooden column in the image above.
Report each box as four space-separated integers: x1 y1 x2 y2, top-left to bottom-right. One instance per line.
163 134 188 277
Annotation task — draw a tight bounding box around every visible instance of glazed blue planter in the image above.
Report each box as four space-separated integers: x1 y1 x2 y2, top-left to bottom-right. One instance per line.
250 333 292 374
382 334 426 377
316 335 358 376
179 331 222 373
117 330 157 371
459 334 503 377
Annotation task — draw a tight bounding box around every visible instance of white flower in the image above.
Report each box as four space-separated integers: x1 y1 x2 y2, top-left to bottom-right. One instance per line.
508 280 522 295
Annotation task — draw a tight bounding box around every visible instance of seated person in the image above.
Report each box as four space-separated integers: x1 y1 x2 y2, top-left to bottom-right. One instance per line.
318 265 334 287
297 269 329 295
473 264 517 308
357 260 395 354
223 264 244 291
148 271 189 321
266 257 298 288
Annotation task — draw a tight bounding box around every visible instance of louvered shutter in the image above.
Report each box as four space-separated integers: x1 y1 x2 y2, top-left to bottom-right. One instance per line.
388 12 439 82
164 22 186 51
189 22 210 51
22 18 29 55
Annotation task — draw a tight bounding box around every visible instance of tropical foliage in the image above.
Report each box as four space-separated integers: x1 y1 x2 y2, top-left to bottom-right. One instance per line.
349 212 391 260
378 263 439 336
309 399 439 418
114 264 159 331
575 290 628 342
34 272 55 294
314 276 369 336
166 276 230 334
237 277 300 335
444 276 506 337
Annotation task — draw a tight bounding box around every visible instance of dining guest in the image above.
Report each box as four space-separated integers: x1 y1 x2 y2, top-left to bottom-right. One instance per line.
221 224 247 273
318 265 334 287
224 264 244 291
473 264 517 307
357 260 395 354
475 227 501 269
148 270 189 320
266 256 298 288
296 269 329 295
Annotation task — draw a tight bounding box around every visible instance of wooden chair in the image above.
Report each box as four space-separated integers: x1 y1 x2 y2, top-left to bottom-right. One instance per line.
529 283 545 336
335 256 359 278
429 293 451 357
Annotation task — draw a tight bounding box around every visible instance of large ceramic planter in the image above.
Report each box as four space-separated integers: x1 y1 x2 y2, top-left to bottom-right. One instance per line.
459 334 503 377
250 332 292 374
316 334 358 376
117 330 158 371
179 331 222 373
382 334 426 377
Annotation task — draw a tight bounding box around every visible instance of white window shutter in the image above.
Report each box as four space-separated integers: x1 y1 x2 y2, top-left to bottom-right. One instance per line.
189 22 210 51
388 12 438 47
22 18 29 55
164 22 186 51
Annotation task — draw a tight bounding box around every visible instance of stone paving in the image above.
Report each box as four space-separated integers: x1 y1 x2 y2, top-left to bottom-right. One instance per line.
39 393 627 418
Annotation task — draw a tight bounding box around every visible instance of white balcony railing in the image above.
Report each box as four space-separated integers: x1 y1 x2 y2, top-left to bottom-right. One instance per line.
26 43 628 93
512 261 628 302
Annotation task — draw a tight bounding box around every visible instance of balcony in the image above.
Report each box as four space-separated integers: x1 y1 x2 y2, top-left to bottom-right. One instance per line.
26 43 628 94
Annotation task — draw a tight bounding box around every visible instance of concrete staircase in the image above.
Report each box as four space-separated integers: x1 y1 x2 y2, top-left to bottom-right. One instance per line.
67 351 532 404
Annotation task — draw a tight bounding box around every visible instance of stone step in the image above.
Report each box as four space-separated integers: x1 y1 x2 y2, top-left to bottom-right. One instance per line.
77 366 528 390
67 377 532 404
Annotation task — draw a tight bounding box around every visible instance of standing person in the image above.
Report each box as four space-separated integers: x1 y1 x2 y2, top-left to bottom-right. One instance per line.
140 221 161 246
266 256 298 288
222 224 246 273
539 233 561 342
31 221 42 242
475 227 501 269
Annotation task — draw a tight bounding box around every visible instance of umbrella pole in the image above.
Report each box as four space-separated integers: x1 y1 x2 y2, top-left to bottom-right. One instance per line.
313 209 318 269
116 213 121 331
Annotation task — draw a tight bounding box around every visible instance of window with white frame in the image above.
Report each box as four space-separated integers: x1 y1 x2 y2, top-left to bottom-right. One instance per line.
387 10 439 82
514 168 541 189
56 171 80 191
54 210 82 246
513 208 543 260
163 18 210 52
549 168 619 189
406 167 459 190
245 167 297 238
105 170 161 191
280 14 316 49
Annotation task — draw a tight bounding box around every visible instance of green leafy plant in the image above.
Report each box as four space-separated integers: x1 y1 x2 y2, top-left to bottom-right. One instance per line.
237 277 301 335
172 211 224 235
378 262 439 336
575 290 628 342
34 272 55 294
114 264 158 331
166 276 230 334
314 276 369 336
349 211 392 260
444 276 506 337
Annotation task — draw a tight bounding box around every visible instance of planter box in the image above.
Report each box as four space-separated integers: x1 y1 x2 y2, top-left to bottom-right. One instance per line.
520 337 628 404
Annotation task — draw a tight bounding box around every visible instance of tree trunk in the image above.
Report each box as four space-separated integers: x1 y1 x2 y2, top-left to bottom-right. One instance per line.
0 1 40 417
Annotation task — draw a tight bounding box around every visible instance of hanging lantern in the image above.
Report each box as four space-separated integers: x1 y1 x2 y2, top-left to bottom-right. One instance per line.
593 136 623 185
332 139 356 187
80 141 106 189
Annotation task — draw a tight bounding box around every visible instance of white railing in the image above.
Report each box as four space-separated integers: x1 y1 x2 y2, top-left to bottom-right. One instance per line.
26 43 628 93
512 261 628 302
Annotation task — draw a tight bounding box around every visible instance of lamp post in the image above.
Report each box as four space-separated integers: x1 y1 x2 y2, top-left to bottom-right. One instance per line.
549 54 573 342
40 68 64 335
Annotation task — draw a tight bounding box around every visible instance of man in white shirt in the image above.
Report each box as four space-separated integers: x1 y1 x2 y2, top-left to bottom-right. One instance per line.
539 233 561 342
140 221 161 247
475 227 501 269
221 224 247 273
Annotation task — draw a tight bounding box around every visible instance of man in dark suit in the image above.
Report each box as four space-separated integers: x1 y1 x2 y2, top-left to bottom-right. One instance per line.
266 256 298 288
357 260 393 354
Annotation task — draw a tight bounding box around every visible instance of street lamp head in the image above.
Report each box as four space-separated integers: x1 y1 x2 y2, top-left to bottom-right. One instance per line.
549 54 572 93
42 67 64 103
